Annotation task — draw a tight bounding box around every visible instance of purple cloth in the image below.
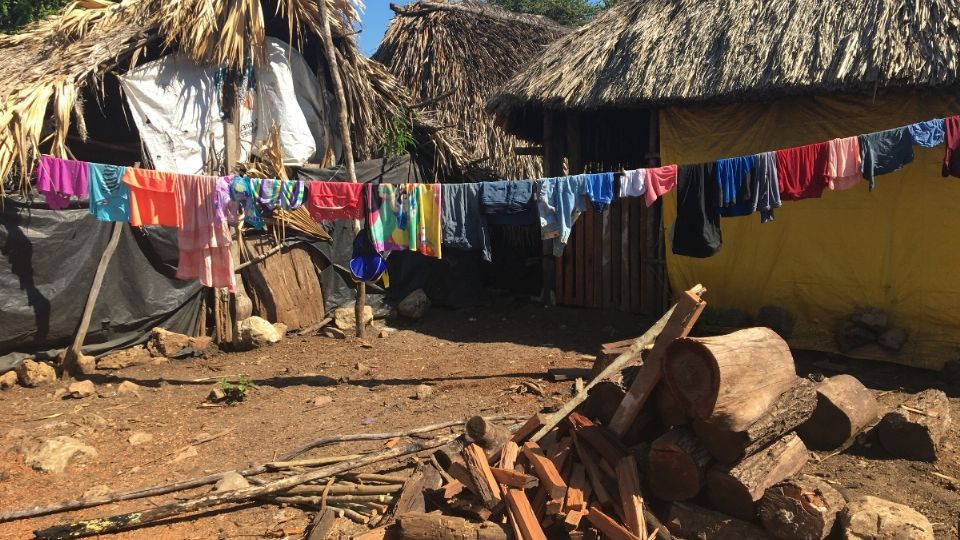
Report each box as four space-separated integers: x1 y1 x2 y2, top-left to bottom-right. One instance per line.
36 156 89 210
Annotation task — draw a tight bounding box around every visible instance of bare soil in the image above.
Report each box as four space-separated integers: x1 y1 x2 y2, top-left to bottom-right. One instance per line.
1 301 958 539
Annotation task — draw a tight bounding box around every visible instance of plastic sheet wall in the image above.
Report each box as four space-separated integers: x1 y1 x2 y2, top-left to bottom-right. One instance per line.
660 90 960 370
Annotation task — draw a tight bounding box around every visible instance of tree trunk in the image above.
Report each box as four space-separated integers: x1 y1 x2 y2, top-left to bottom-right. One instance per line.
694 378 818 464
876 389 951 461
655 383 688 427
706 433 809 520
665 502 772 540
664 328 797 432
647 427 712 501
796 375 879 451
758 475 846 540
397 512 509 540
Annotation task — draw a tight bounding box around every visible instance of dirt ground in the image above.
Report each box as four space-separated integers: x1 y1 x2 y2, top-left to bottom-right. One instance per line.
1 300 959 539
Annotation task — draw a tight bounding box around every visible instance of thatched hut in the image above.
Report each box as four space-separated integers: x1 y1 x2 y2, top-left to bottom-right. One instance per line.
374 0 567 180
490 0 960 369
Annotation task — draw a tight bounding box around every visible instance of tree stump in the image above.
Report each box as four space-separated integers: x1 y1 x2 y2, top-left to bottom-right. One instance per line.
663 328 798 432
707 433 809 520
694 378 818 464
876 389 951 461
648 427 712 501
796 375 879 450
759 475 846 540
665 501 772 540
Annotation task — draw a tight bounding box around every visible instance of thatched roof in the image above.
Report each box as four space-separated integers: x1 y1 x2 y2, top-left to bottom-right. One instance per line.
0 0 475 194
489 0 960 140
373 0 567 179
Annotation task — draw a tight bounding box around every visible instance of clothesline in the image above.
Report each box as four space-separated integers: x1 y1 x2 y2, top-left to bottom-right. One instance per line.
28 115 960 291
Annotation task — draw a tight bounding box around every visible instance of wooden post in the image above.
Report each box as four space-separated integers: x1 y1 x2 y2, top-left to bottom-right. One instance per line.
60 221 123 378
541 111 565 306
644 108 667 315
318 0 365 339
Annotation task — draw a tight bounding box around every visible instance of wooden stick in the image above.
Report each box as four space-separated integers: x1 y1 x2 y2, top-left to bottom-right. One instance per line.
617 456 646 538
265 454 363 470
283 484 403 496
586 506 642 540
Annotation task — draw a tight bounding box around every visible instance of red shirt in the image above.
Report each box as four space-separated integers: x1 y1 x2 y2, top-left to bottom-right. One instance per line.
775 142 830 201
942 116 960 178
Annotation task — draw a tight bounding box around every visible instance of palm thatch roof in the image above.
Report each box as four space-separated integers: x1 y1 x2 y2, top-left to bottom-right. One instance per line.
0 0 475 195
489 0 960 141
373 0 567 179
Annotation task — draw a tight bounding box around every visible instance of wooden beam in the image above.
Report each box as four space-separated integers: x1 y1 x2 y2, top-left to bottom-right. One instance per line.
521 442 567 500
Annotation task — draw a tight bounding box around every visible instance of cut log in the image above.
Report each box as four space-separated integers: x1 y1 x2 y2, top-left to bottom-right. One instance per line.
647 427 712 501
397 512 509 540
392 463 443 517
758 475 846 540
579 381 627 426
694 378 818 464
706 433 810 520
462 444 501 508
796 375 879 450
876 389 951 461
655 383 688 427
663 327 798 432
665 502 772 540
465 416 512 458
521 442 567 500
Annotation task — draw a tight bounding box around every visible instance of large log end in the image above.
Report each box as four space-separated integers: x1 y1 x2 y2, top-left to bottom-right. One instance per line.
876 389 951 461
759 475 846 540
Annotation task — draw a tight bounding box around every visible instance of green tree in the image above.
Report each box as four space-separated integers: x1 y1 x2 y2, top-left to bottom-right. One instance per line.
0 0 68 33
486 0 620 26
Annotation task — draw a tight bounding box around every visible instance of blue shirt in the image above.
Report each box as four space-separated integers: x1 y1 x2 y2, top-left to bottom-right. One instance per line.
907 119 945 148
88 163 130 222
584 172 614 211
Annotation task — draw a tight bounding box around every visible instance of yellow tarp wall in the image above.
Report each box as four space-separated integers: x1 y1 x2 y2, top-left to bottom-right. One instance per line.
661 91 960 370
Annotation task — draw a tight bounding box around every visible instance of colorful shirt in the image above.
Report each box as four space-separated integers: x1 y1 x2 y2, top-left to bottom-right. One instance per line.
123 167 181 227
88 163 129 222
826 137 862 191
775 142 830 201
36 156 89 210
644 165 679 207
175 174 235 291
307 181 364 222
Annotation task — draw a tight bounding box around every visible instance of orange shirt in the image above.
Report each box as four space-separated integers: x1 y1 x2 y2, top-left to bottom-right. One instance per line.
123 168 181 227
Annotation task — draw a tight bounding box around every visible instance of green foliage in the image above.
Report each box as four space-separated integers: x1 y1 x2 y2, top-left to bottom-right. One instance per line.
218 374 258 405
380 108 416 158
486 0 619 26
0 0 68 33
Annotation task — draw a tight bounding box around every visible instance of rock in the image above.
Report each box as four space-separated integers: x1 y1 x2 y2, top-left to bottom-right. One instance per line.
378 326 398 338
0 371 18 390
398 289 431 319
334 306 373 331
208 386 228 403
128 432 154 446
238 316 283 347
309 396 332 407
840 496 934 540
850 306 889 333
148 327 192 357
16 360 57 387
117 381 141 397
24 436 98 473
53 388 68 399
66 380 96 399
757 305 796 339
79 414 108 431
273 323 288 336
321 327 347 339
214 471 250 492
82 485 112 499
878 327 908 352
837 324 878 353
414 384 433 400
97 346 151 370
173 445 198 463
189 335 216 354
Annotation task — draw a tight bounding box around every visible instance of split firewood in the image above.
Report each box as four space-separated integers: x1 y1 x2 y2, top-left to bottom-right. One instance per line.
397 512 509 540
391 463 443 517
544 435 573 472
586 506 642 540
504 488 548 540
462 443 502 508
663 327 798 432
490 467 538 489
647 427 712 501
572 435 614 508
796 375 879 450
465 416 512 459
876 389 951 461
568 413 628 467
693 378 818 464
512 414 550 444
616 455 646 538
305 509 336 540
521 442 567 500
706 433 810 520
664 501 771 540
446 461 479 496
758 475 846 540
655 383 688 427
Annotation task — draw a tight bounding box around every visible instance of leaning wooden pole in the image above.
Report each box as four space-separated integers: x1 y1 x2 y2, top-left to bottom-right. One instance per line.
59 221 123 378
318 0 365 339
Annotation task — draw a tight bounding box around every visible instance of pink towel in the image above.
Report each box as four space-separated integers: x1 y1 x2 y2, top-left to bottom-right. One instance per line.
644 164 679 207
175 174 235 291
826 137 862 190
36 156 89 210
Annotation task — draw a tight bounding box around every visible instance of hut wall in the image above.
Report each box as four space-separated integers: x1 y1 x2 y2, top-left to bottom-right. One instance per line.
240 237 327 331
660 89 960 370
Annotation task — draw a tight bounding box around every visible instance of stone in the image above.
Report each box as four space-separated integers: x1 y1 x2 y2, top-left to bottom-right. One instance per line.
378 326 398 338
321 327 347 339
117 381 141 396
172 445 198 463
148 327 192 357
16 360 57 387
850 306 889 333
334 306 373 331
208 386 228 403
82 485 112 500
414 384 433 400
837 324 878 353
79 414 108 430
128 432 154 446
0 371 18 390
24 436 98 473
398 289 431 319
189 335 216 354
840 496 934 540
757 305 796 339
66 380 96 399
238 316 283 347
309 396 332 407
878 327 908 352
53 388 68 399
214 471 250 492
97 345 152 370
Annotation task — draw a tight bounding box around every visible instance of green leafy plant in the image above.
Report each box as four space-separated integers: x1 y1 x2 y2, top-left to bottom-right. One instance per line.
380 108 416 158
0 0 68 33
485 0 619 26
217 374 257 405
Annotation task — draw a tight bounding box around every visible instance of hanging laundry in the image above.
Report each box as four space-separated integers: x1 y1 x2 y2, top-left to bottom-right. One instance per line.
306 181 364 223
441 183 491 261
123 167 181 227
88 163 129 222
214 176 239 225
858 127 914 190
620 169 647 198
643 164 678 208
775 142 830 201
175 174 235 291
256 178 306 211
367 183 412 252
754 152 782 223
908 118 945 149
413 183 443 258
584 172 614 211
230 176 265 229
942 116 960 179
826 137 862 191
537 176 589 257
36 156 89 210
717 155 757 218
479 180 536 225
672 163 721 258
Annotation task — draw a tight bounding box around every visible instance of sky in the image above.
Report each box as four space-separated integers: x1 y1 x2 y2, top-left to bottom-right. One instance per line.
357 2 399 57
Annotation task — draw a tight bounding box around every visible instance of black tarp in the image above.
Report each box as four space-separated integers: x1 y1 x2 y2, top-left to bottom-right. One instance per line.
0 198 203 369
